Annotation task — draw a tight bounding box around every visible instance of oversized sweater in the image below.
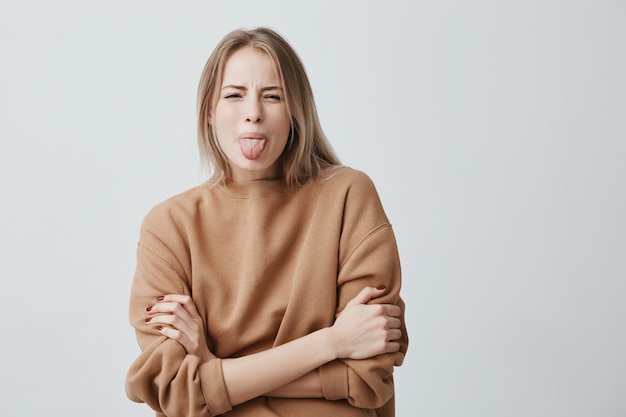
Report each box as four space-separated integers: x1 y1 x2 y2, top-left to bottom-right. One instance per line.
125 166 408 417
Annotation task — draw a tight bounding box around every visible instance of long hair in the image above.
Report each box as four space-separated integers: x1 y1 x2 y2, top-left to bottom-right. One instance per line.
197 27 340 186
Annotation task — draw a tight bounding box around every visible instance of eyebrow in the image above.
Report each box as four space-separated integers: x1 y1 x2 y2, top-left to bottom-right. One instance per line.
221 85 283 91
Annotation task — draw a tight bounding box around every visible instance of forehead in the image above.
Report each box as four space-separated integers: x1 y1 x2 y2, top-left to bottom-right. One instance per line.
221 46 280 85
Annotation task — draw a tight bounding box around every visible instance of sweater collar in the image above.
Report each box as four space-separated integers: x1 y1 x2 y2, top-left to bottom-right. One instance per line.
212 178 292 198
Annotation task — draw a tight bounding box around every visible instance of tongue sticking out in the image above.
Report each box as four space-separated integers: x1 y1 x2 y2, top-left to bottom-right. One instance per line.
239 138 267 160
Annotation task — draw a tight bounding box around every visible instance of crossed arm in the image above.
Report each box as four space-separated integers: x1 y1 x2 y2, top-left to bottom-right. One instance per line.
144 286 402 406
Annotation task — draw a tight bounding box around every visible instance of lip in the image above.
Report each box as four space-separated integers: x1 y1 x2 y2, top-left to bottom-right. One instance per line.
238 132 267 140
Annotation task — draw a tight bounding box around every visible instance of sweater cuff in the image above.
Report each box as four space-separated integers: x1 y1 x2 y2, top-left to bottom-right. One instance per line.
319 360 349 400
199 358 232 416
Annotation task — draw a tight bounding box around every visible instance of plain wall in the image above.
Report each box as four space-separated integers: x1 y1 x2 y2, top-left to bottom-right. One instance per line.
1 1 625 416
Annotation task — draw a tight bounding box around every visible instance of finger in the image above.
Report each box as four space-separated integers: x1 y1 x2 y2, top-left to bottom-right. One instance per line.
387 328 402 341
159 294 201 318
381 304 401 318
150 316 200 352
386 317 402 330
346 286 387 307
148 313 192 334
156 325 184 342
151 300 193 319
158 325 205 357
383 341 401 354
149 301 195 328
147 295 193 314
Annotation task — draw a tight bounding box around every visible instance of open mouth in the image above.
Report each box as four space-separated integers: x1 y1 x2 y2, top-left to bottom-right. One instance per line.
238 135 267 160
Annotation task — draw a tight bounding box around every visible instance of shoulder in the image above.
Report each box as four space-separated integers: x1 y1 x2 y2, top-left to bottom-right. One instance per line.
319 168 393 257
311 166 387 220
315 166 379 194
141 183 211 234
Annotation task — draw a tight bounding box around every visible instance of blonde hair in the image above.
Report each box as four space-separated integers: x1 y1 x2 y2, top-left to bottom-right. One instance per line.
197 27 340 186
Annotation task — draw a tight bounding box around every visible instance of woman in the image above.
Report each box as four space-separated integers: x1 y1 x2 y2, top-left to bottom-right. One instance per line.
126 27 408 417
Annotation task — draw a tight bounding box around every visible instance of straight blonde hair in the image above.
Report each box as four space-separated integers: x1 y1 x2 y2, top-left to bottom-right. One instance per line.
197 27 340 186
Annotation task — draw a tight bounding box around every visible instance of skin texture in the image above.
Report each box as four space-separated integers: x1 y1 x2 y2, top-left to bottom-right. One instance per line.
210 46 291 182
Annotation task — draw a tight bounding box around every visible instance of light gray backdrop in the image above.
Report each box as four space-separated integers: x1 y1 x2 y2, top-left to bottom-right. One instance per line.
1 1 624 416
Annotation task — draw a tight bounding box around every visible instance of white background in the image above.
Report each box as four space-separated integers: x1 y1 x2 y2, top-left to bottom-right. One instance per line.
1 1 625 416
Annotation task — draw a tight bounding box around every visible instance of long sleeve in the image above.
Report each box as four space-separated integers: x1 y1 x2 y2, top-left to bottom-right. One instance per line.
125 169 408 416
318 172 409 410
125 207 233 417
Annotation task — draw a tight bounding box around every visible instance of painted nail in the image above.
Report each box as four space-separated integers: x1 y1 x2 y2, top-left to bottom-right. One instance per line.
156 326 163 331
157 296 164 301
146 307 152 312
377 285 386 291
145 318 151 322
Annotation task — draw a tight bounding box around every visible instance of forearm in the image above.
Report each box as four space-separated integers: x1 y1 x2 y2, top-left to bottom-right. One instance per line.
221 327 335 405
265 371 323 398
221 285 401 406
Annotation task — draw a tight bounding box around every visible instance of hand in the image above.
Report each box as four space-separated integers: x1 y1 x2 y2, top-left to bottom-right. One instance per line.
329 286 402 360
145 294 213 362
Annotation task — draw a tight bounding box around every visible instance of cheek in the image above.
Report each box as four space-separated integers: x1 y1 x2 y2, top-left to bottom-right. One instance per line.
214 101 238 121
214 106 232 124
277 111 291 135
213 109 238 140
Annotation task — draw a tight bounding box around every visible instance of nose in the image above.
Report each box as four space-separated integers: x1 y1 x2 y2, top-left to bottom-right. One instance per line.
245 97 262 123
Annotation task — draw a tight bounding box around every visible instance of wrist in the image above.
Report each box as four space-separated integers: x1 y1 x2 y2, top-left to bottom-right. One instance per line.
316 326 340 361
194 345 215 363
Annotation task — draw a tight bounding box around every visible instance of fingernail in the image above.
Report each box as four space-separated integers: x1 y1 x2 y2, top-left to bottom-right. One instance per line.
156 326 163 331
157 296 164 301
377 285 386 291
146 307 152 312
145 318 151 322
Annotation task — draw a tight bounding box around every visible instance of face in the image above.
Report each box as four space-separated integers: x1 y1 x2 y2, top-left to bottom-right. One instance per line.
210 46 291 182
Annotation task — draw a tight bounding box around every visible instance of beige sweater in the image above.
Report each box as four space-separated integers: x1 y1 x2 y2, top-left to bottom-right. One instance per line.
126 167 408 417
